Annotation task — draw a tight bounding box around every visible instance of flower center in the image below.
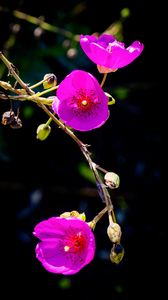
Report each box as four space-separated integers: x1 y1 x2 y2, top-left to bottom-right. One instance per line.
81 100 88 106
77 95 92 112
64 231 87 253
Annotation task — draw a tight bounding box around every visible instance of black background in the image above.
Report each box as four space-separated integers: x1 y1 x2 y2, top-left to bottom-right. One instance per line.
0 0 162 299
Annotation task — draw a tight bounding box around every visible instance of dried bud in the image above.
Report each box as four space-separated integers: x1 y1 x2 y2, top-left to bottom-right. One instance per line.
1 110 15 125
43 74 57 89
110 244 124 264
60 211 86 221
36 124 51 141
104 172 120 189
70 210 80 217
10 116 22 129
107 223 122 243
60 212 71 218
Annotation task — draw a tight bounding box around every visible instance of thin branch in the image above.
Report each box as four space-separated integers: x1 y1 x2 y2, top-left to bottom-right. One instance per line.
0 53 115 219
0 52 34 95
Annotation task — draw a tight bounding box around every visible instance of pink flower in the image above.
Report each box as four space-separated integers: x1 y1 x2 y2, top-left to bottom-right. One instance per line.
80 34 144 73
33 216 96 275
52 70 109 131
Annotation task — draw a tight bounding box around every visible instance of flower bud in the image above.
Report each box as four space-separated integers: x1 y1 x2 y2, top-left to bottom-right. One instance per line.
60 212 71 218
43 74 57 89
110 244 124 264
1 110 15 125
60 211 86 221
70 211 86 221
104 172 120 189
107 223 121 243
36 124 51 141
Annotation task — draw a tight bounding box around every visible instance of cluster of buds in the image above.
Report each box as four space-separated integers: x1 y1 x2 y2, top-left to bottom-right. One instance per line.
107 222 124 264
103 171 125 264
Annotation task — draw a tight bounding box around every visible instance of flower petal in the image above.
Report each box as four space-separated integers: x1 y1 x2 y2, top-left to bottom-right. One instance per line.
52 70 109 131
34 217 96 274
80 34 144 70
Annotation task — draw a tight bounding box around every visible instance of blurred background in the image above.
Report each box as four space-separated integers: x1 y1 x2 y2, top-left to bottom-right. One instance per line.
0 0 162 299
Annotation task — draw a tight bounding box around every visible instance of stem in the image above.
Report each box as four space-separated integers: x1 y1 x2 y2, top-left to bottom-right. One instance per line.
13 10 79 41
45 117 53 127
89 206 108 229
108 98 116 105
0 52 34 95
0 53 116 221
100 73 108 87
36 86 58 97
38 103 114 215
29 75 58 89
95 164 108 174
0 93 53 105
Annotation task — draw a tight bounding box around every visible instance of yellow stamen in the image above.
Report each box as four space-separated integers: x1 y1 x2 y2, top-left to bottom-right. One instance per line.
81 100 88 106
64 245 70 252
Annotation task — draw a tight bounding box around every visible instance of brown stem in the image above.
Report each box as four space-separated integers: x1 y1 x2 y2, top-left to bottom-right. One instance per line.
0 52 34 95
0 53 115 219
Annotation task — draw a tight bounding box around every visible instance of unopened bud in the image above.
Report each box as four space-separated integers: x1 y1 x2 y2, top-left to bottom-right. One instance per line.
1 110 15 125
110 244 124 264
43 74 57 89
70 211 86 221
10 116 22 129
120 8 130 18
36 124 51 141
107 223 121 243
60 212 71 218
104 172 120 189
60 211 86 221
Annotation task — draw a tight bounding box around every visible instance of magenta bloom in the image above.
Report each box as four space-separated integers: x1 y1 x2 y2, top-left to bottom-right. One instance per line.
33 216 96 275
52 70 109 131
80 34 144 72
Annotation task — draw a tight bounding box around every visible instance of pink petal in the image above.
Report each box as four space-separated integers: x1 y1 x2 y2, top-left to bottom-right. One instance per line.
80 34 144 69
34 217 96 274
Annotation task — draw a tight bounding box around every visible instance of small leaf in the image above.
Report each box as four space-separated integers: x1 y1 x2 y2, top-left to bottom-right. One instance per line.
78 162 95 183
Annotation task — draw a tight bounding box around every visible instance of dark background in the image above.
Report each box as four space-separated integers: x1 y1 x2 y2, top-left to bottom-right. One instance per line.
0 0 162 299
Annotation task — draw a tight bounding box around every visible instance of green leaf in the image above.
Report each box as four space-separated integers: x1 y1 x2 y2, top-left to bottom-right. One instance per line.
78 162 95 184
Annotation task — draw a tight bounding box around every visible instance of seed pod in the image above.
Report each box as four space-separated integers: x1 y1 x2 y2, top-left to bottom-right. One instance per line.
110 244 125 264
1 110 15 125
10 116 22 129
104 172 120 189
36 124 51 141
43 74 57 89
107 223 122 243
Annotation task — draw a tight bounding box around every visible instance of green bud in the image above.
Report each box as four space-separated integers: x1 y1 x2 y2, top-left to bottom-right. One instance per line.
110 244 125 264
43 73 57 89
107 223 122 243
120 8 130 18
104 172 120 189
36 124 51 141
